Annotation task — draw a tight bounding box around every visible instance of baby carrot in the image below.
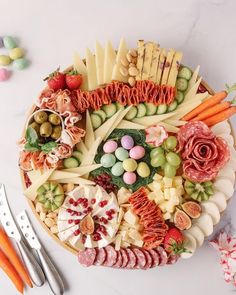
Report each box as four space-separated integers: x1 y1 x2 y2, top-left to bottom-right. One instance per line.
192 101 231 121
0 227 32 287
203 106 236 126
0 248 24 294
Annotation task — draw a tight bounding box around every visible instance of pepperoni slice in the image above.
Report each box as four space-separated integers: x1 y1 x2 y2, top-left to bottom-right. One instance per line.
78 248 97 267
148 249 160 267
120 249 129 268
142 249 153 268
125 248 137 269
132 248 147 269
156 246 168 266
94 248 106 266
103 245 118 267
113 251 123 268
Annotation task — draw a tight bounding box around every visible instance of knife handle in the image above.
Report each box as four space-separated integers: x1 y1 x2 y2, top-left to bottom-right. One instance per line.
37 247 64 295
17 239 45 287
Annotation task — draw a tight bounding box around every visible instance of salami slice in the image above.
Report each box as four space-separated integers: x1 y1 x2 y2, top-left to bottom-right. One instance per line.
125 248 137 269
103 245 118 267
167 254 179 265
120 249 129 268
142 249 153 269
156 246 168 266
78 248 97 267
133 248 147 269
148 249 160 267
113 251 123 268
94 248 106 266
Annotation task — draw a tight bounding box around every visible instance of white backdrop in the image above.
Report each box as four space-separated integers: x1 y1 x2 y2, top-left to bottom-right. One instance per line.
0 0 236 294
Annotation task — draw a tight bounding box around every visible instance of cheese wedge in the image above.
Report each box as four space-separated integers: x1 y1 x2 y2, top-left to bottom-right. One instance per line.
84 110 95 149
104 41 116 84
49 171 81 181
184 77 202 101
164 119 186 126
95 41 105 85
73 52 88 90
80 137 102 167
161 49 175 85
141 42 154 80
149 44 160 82
158 122 179 133
156 48 166 84
187 65 200 92
167 51 183 86
132 112 176 126
62 164 102 175
171 101 201 120
136 40 145 80
117 119 145 129
86 48 98 90
76 141 88 155
27 169 42 183
112 38 128 83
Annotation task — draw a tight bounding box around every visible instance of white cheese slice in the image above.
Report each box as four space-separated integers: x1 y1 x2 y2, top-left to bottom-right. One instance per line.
58 224 79 242
58 208 80 221
49 171 81 181
112 38 129 82
136 40 145 80
103 41 116 84
132 112 176 126
149 43 160 82
171 101 202 120
161 49 175 85
27 169 42 183
156 48 166 84
95 41 105 85
115 234 122 251
181 232 197 259
57 177 95 185
117 119 145 129
84 110 95 149
167 51 183 86
200 202 220 225
62 164 102 175
69 235 85 250
184 226 204 248
73 52 88 90
164 119 186 126
186 65 200 92
76 141 88 160
184 77 202 102
86 48 98 91
141 42 154 80
158 122 179 133
193 213 213 237
80 137 102 167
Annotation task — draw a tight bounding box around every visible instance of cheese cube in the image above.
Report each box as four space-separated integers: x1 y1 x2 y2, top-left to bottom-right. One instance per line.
165 201 176 213
117 187 131 204
124 210 139 225
153 181 163 191
163 212 171 220
120 230 129 239
148 192 156 201
132 239 144 247
159 201 168 213
164 188 171 200
118 207 124 224
176 186 184 196
115 234 122 251
170 188 177 198
163 177 173 188
121 241 130 248
129 229 142 241
170 194 180 206
147 182 155 191
153 173 163 181
173 176 183 187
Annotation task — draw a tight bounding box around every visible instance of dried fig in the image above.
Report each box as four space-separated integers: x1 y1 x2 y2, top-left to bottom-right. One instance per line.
174 208 191 230
80 214 94 235
182 201 201 219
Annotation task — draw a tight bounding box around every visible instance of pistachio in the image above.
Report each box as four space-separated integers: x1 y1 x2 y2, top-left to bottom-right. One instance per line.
119 67 128 77
45 217 55 228
128 67 139 77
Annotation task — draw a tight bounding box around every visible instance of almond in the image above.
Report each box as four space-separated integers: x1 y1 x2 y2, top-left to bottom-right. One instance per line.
120 67 128 77
128 67 138 77
50 225 59 234
121 57 129 67
128 77 136 87
45 217 55 228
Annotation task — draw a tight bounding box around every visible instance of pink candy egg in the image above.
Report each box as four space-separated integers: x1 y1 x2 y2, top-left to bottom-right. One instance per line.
123 172 137 185
0 68 10 81
103 140 118 153
129 146 145 160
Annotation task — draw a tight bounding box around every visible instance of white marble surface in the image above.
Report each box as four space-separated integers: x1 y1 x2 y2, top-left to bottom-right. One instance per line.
0 0 236 294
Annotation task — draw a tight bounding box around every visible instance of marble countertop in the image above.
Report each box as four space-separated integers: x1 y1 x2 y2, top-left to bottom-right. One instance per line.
0 0 236 294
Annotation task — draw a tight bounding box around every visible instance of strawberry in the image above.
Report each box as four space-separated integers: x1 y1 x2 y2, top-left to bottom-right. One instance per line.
164 228 187 254
44 68 66 91
65 70 83 90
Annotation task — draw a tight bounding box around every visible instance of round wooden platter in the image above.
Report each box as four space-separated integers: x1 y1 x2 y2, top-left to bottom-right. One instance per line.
19 76 232 257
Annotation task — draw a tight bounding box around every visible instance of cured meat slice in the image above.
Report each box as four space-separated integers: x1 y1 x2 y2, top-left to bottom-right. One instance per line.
120 249 129 268
94 248 106 266
148 249 160 267
156 246 168 266
78 248 97 267
103 245 118 267
125 248 137 269
132 248 147 269
142 249 153 269
167 254 179 265
113 251 123 268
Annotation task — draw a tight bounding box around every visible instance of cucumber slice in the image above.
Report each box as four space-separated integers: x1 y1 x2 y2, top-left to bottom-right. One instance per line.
176 91 184 104
145 103 157 116
167 100 178 112
116 102 125 111
93 110 106 122
63 157 79 169
176 78 188 91
91 114 102 129
178 67 192 80
125 106 138 120
72 151 83 163
136 103 146 118
102 103 117 118
156 104 168 115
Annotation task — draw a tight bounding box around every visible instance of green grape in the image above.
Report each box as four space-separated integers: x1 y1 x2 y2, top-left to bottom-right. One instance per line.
150 154 166 167
164 163 177 178
165 136 177 150
150 147 164 158
166 152 181 166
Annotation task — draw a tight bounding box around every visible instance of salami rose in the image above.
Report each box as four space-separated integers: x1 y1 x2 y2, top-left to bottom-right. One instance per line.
177 121 230 182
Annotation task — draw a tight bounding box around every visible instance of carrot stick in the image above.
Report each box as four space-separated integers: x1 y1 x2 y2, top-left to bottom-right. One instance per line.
203 106 236 126
192 101 231 121
0 227 32 288
0 248 24 294
182 83 236 121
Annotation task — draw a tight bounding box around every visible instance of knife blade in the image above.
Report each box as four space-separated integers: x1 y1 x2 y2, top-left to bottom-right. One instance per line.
0 183 45 287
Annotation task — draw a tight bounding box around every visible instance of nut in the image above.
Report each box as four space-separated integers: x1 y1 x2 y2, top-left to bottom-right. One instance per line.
50 225 58 234
39 212 46 222
36 202 47 213
128 67 139 77
120 67 128 77
121 57 129 67
126 53 132 63
128 77 136 87
63 183 75 193
47 212 57 219
129 62 136 68
129 49 138 57
45 217 55 228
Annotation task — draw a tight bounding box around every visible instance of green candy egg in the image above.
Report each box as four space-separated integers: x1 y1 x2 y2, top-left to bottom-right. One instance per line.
3 36 17 49
13 58 28 70
137 162 150 178
111 162 124 176
115 147 129 161
0 55 11 66
9 48 24 60
123 158 137 172
100 154 116 168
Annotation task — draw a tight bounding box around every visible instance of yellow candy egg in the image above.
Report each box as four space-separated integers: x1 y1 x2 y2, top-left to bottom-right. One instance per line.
9 48 24 60
0 55 11 66
123 158 137 172
137 162 150 178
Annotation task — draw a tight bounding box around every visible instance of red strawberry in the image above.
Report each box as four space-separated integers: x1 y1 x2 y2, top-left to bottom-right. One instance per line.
164 227 187 254
44 68 66 91
65 70 83 90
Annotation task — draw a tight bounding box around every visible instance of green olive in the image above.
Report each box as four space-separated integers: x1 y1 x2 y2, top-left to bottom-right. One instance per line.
29 122 40 134
40 122 53 137
48 113 61 126
51 126 62 140
34 111 48 124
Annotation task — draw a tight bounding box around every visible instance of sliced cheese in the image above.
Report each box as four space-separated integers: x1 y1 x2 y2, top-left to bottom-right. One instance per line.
80 136 101 167
112 38 128 83
73 52 88 90
156 48 166 84
103 41 116 84
164 119 186 126
76 141 88 157
136 40 145 80
117 119 145 129
171 101 201 120
84 110 95 149
167 51 183 86
86 48 98 91
132 112 176 126
57 177 95 185
95 41 105 85
161 49 175 85
158 122 179 133
141 42 154 80
187 65 200 92
184 77 202 101
49 171 80 181
62 164 102 175
24 169 55 200
27 169 42 183
149 44 160 82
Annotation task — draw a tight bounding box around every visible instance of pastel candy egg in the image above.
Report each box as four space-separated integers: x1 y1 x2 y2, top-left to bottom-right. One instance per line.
0 55 12 66
3 36 17 49
13 58 28 70
137 162 150 178
100 154 116 168
121 135 134 150
0 69 10 81
0 37 3 48
123 172 137 185
123 158 137 172
103 140 118 153
9 48 24 60
115 147 129 161
111 162 124 176
129 146 145 160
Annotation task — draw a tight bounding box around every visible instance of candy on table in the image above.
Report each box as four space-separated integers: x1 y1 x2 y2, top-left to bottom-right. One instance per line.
13 58 28 70
0 68 10 81
9 47 24 60
0 55 11 66
3 36 17 49
0 37 3 48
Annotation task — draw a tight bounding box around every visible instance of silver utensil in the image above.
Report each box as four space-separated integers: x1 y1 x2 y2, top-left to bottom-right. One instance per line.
17 210 64 295
0 183 45 287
